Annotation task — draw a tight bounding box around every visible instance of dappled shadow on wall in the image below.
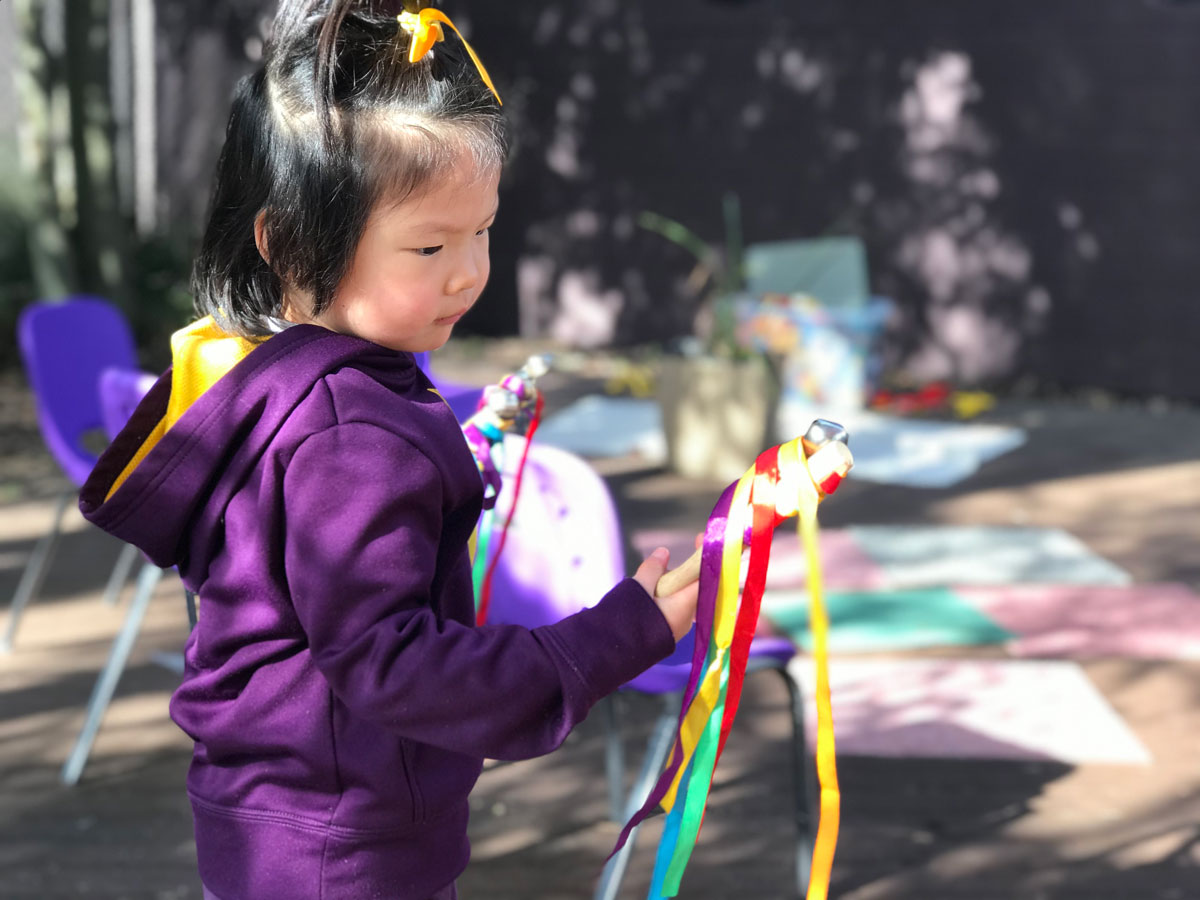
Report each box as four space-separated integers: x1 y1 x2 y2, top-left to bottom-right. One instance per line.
492 5 1098 386
872 51 1051 385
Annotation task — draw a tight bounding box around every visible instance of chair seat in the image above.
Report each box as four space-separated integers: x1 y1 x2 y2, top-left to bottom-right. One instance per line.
622 628 797 694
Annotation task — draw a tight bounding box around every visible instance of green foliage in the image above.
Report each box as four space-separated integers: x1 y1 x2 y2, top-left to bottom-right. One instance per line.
0 142 37 371
638 192 752 359
0 151 195 373
128 234 196 372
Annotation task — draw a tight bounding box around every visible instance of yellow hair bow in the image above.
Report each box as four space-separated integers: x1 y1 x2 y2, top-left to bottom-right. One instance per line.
398 8 502 106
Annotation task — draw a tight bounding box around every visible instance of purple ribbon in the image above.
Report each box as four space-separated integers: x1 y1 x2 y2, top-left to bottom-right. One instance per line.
607 481 737 857
462 422 502 510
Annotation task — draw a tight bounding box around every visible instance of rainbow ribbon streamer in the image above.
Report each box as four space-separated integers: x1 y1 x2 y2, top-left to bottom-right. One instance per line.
460 366 546 623
474 393 544 624
612 436 840 899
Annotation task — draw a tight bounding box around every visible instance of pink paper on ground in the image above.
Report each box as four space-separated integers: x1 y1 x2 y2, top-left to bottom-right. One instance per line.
959 584 1200 661
631 528 885 591
763 528 886 590
789 657 1151 765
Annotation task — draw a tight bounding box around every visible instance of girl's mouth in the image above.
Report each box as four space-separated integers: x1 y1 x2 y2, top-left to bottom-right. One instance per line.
435 309 469 326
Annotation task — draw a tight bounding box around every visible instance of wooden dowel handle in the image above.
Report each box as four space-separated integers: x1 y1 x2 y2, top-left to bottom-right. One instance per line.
655 549 704 598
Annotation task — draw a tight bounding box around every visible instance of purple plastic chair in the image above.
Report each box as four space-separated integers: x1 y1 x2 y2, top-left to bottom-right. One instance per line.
412 350 485 421
4 298 175 784
2 297 140 653
483 439 814 899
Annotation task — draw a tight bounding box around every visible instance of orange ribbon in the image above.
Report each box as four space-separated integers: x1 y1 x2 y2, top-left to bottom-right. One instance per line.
398 8 502 106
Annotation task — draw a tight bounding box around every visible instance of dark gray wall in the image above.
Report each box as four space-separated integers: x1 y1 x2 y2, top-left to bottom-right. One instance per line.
154 0 1200 398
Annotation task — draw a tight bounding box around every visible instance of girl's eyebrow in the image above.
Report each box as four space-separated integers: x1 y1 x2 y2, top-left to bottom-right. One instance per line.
411 204 500 236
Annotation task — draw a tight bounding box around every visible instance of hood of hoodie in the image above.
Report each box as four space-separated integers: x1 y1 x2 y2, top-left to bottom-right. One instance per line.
79 317 418 572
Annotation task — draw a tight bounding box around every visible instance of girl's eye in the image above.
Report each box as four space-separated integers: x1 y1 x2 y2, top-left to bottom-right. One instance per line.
416 246 443 257
476 227 489 237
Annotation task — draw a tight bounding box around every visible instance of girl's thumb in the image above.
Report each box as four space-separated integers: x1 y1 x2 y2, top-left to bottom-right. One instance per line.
633 547 671 597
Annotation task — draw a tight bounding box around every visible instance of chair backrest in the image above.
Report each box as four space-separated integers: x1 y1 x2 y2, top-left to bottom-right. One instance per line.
743 236 870 309
98 367 159 440
482 438 744 696
484 439 627 629
17 297 139 485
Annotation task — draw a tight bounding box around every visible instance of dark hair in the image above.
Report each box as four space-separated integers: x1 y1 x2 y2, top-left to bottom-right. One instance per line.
192 0 507 338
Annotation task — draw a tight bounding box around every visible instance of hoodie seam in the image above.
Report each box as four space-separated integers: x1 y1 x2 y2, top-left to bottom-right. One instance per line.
189 792 441 839
284 421 443 502
537 627 594 696
320 685 344 900
325 365 343 426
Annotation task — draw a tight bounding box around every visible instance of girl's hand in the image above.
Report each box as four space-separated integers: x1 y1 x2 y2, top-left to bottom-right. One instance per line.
634 546 699 642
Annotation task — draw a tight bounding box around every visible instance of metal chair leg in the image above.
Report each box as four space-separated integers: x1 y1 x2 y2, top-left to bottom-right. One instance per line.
185 589 198 630
1 490 71 654
778 664 815 897
602 694 626 823
594 692 681 900
744 656 816 897
61 560 164 786
102 542 141 607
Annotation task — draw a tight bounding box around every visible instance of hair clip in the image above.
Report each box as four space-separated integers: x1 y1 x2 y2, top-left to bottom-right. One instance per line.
397 8 502 106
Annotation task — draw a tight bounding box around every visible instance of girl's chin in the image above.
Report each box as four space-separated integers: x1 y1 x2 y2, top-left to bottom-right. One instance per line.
388 331 452 354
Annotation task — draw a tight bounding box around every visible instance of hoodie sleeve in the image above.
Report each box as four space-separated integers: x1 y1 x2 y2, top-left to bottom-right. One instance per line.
282 422 675 761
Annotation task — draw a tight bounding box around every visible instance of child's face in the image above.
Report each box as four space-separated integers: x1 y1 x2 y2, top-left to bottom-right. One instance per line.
301 153 500 353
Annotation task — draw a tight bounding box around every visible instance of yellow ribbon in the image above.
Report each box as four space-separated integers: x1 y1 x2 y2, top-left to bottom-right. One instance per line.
800 483 839 900
398 9 503 106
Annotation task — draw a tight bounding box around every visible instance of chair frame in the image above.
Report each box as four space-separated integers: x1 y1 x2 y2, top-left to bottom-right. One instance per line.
60 363 177 786
594 656 815 899
5 301 177 784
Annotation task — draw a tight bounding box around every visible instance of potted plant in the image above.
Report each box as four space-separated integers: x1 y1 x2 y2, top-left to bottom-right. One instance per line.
641 193 782 482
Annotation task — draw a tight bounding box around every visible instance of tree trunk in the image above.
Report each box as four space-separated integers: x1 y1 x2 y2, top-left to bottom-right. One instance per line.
13 0 133 305
13 0 73 298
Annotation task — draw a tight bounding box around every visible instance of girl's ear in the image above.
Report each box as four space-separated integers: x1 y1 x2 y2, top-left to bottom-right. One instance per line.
254 210 270 264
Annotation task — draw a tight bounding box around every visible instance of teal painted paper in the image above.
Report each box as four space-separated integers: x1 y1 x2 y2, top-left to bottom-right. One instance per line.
763 587 1014 652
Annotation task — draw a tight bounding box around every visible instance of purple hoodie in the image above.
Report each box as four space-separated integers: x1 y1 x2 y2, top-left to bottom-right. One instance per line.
80 322 675 899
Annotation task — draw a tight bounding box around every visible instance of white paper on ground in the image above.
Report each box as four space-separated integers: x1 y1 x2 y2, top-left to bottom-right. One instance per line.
787 657 1151 764
537 395 1025 490
850 525 1133 588
534 395 668 461
779 405 1027 488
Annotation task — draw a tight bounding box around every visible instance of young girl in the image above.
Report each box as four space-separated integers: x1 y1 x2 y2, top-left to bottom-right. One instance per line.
79 2 698 898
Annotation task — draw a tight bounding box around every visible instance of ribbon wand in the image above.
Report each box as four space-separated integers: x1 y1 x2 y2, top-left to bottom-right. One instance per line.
460 355 551 509
460 355 551 622
611 419 852 900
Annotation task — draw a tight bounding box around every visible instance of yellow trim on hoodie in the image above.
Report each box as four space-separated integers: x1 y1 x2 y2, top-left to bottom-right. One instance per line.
105 317 260 501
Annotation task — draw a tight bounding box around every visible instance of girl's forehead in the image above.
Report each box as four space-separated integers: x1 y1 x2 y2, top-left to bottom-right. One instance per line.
376 161 500 228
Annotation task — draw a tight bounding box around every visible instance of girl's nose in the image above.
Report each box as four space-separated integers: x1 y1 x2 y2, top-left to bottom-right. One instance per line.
446 250 483 296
